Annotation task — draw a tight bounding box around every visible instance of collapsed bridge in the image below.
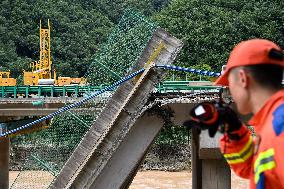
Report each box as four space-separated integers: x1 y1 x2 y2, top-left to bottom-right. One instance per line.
0 10 234 189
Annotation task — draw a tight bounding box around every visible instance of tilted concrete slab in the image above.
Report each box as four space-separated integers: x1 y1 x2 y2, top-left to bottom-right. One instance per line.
87 113 164 189
50 28 183 189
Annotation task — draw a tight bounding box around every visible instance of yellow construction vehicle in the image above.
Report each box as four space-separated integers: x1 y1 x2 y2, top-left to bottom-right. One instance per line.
24 19 85 86
57 77 86 86
24 19 56 85
0 71 16 86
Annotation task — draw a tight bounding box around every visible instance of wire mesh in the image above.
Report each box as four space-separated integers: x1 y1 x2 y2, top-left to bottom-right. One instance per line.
9 9 157 189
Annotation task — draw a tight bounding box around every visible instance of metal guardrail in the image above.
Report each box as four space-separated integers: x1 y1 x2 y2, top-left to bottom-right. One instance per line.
0 81 221 98
157 81 220 93
0 85 109 98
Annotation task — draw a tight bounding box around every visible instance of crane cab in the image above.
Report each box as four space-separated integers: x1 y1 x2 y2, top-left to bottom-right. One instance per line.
0 71 16 86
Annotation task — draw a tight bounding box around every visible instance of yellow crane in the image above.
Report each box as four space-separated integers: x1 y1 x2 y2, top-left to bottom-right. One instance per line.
23 19 85 86
24 19 56 85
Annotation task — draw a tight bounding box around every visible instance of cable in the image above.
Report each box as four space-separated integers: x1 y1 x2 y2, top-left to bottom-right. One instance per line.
1 65 220 137
155 65 221 77
0 68 145 137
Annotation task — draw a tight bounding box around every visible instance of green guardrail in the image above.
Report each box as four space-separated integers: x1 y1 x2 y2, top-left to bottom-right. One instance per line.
0 85 108 98
157 81 220 93
0 81 221 98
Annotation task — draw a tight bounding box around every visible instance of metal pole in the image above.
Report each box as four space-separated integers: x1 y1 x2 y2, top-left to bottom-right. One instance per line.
0 123 9 189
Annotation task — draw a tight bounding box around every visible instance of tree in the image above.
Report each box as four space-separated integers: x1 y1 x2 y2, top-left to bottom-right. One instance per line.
1 0 283 82
0 0 114 80
154 0 284 73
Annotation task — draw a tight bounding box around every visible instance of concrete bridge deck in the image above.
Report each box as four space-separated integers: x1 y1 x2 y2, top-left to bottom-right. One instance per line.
0 98 107 116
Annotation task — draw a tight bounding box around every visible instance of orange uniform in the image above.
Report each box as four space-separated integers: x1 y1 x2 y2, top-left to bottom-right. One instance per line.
220 90 284 189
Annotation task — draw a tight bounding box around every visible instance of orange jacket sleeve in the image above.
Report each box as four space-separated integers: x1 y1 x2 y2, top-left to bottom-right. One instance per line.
219 125 254 179
272 132 284 187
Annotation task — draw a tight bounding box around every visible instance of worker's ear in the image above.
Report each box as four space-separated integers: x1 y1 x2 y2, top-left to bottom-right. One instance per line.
237 69 249 88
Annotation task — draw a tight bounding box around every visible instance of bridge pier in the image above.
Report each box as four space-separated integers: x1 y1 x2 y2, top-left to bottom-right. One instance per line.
166 103 231 189
0 122 10 189
192 130 231 189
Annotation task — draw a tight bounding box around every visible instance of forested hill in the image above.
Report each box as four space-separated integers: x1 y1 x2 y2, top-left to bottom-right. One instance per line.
0 0 283 81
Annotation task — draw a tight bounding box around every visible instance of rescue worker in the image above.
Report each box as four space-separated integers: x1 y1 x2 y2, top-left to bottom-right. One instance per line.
186 39 284 188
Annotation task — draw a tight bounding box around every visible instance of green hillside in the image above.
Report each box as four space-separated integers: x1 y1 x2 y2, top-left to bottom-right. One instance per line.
0 0 283 81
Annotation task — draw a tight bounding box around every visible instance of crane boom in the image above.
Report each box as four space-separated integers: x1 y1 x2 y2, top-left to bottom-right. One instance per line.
24 19 54 85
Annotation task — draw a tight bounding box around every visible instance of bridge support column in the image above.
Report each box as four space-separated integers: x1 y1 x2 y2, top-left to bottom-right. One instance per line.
166 103 231 189
192 130 231 189
0 123 9 189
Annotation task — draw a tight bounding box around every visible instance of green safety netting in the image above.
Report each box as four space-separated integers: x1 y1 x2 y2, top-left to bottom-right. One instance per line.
9 9 158 189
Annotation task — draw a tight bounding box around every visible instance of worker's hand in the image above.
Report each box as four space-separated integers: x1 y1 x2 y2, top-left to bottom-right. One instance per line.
183 102 242 139
217 105 242 133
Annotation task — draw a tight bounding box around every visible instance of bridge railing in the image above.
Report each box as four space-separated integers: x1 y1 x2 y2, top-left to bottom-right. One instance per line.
0 85 110 98
157 81 220 93
0 81 221 98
